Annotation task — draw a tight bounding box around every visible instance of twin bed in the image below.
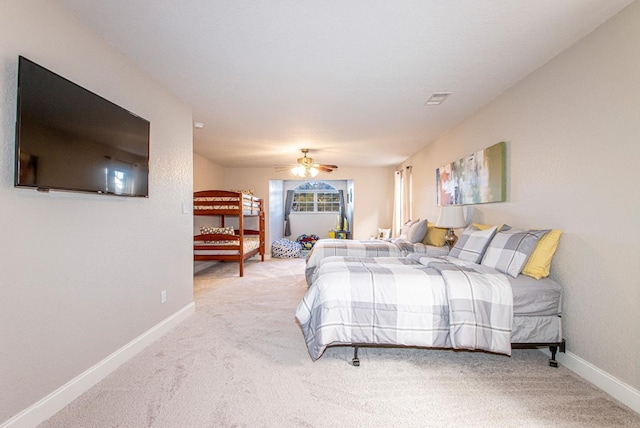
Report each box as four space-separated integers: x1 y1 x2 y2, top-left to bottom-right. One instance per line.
296 226 565 367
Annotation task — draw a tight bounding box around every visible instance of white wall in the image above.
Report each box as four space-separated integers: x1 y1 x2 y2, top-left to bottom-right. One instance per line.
402 1 640 393
193 152 224 191
268 180 285 242
0 1 194 424
193 153 226 239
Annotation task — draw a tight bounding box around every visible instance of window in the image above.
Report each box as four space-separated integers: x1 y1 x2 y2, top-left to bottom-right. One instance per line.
106 165 133 195
292 181 340 213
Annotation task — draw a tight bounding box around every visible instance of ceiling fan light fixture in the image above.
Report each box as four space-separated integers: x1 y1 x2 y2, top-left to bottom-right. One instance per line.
279 148 338 178
291 165 319 178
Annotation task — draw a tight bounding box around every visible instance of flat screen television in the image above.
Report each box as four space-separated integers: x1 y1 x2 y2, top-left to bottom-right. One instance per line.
15 56 150 197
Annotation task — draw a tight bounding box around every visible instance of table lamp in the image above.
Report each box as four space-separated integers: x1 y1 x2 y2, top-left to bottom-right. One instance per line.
436 205 466 248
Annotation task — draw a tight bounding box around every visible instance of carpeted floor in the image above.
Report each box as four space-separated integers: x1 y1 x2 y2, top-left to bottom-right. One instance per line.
41 257 640 427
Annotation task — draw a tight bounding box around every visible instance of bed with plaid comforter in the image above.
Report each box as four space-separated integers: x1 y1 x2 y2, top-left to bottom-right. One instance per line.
304 238 450 285
295 255 513 361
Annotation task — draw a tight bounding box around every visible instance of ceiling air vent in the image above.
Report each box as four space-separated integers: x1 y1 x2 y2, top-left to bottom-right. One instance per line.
424 92 452 106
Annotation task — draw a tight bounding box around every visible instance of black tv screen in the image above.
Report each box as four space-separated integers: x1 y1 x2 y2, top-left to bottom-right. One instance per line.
15 56 150 197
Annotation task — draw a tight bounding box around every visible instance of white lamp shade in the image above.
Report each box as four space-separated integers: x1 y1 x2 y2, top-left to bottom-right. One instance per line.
435 205 466 228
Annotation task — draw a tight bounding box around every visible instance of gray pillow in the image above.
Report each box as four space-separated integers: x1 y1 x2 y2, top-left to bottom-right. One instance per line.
407 219 428 243
448 225 497 263
481 228 550 277
398 219 419 240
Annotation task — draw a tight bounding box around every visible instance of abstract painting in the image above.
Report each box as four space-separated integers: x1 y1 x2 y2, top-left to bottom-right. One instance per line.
436 141 505 206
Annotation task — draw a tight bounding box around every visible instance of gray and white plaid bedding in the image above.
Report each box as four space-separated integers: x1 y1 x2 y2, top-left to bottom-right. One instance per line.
305 238 450 285
295 255 513 360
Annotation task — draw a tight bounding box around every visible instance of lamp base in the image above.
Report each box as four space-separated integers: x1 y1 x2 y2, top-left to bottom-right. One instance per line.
445 228 458 248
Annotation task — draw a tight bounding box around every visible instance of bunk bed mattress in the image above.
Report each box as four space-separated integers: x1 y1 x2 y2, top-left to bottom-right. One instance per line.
194 237 260 255
305 238 450 285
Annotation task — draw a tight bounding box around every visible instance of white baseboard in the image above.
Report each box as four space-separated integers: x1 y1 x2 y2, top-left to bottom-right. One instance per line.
1 302 196 428
193 260 219 274
542 349 640 414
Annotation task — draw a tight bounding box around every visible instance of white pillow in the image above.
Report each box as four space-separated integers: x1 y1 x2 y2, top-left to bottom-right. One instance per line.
377 228 391 239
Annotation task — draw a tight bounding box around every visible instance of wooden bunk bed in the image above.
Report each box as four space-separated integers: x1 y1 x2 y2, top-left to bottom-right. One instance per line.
193 190 265 277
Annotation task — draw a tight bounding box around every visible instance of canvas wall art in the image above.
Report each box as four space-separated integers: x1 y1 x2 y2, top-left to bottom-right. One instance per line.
436 141 506 206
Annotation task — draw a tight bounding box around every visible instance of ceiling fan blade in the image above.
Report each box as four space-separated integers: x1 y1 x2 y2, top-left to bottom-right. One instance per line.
319 164 338 169
274 165 295 171
316 166 334 172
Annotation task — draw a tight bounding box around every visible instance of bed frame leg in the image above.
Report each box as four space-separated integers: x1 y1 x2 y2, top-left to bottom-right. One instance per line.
548 345 559 367
547 339 566 368
352 346 360 367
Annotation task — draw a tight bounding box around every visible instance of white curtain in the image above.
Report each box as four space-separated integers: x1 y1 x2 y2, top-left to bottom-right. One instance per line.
392 171 401 237
392 166 413 238
404 165 413 223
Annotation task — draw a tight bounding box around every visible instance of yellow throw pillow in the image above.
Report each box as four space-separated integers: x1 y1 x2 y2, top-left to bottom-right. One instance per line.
472 223 505 231
472 223 493 230
521 230 562 279
422 222 448 247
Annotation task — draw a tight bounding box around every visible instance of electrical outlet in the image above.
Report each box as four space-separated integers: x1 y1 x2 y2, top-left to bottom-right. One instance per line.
161 290 167 303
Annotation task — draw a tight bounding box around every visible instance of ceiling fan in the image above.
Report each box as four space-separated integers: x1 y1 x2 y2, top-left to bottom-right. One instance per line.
275 148 338 178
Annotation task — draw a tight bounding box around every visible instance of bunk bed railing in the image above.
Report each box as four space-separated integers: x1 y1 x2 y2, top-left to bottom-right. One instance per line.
194 190 261 216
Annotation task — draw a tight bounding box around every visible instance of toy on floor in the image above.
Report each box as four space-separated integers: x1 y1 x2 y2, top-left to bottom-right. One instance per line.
296 234 319 251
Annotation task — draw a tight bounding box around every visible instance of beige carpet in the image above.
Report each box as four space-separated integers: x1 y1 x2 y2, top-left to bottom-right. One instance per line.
41 257 639 427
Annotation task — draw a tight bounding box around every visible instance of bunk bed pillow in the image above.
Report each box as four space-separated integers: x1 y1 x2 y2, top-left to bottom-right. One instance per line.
481 228 550 277
448 225 497 263
200 226 235 243
200 226 234 235
230 189 254 195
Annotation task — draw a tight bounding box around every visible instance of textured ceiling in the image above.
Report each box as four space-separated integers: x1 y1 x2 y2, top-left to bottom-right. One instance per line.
58 0 633 168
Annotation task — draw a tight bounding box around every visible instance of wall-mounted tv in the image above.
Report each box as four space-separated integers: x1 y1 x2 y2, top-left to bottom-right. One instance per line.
15 56 150 197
